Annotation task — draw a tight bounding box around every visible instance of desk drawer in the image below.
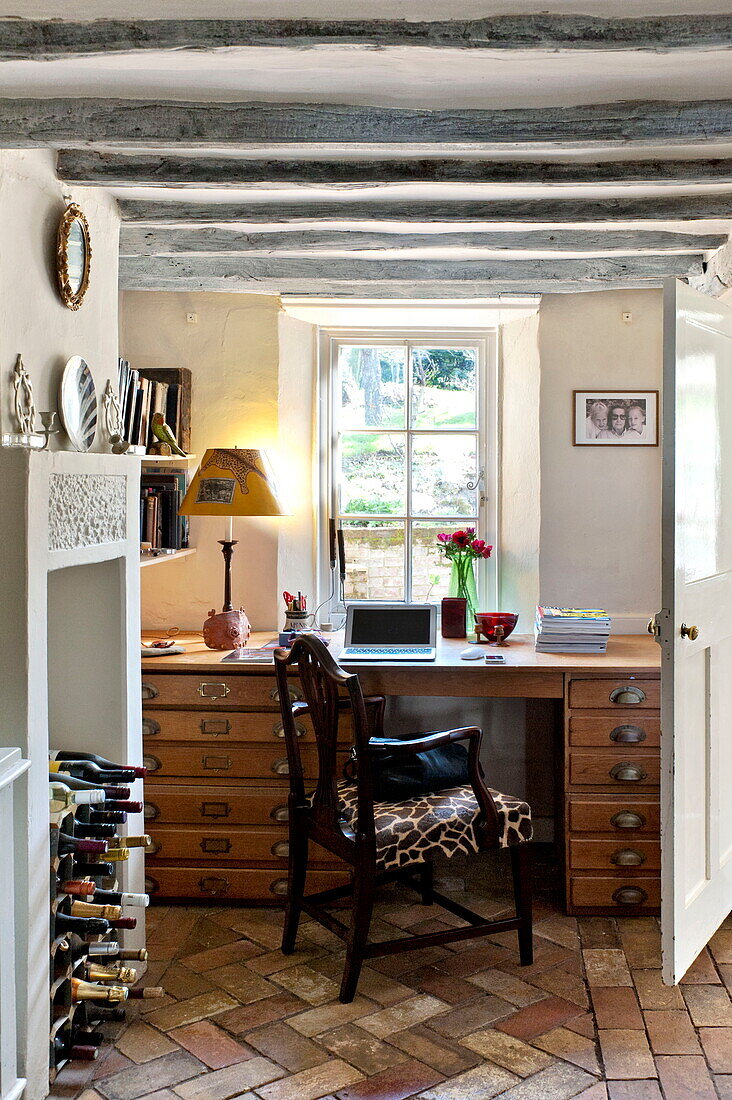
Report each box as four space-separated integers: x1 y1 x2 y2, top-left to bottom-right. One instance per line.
145 865 351 902
143 709 352 745
141 673 302 709
568 796 660 835
570 875 660 911
570 838 660 871
568 715 660 749
143 742 348 780
569 678 659 710
569 752 659 788
146 825 337 865
144 785 291 826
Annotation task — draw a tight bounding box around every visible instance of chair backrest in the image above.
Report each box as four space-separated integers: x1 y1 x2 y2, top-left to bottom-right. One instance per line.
274 635 373 838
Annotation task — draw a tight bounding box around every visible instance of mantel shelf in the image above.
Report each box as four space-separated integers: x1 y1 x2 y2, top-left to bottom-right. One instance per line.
139 454 197 466
140 548 196 568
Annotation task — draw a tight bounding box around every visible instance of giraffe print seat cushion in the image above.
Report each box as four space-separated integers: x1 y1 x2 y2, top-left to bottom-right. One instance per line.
335 781 532 872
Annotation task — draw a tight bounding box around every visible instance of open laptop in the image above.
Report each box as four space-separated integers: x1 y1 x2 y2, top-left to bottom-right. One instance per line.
340 603 437 662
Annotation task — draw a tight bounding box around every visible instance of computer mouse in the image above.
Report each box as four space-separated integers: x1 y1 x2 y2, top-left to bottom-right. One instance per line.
460 647 483 660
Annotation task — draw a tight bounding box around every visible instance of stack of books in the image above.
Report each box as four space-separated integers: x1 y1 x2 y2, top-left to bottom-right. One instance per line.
140 468 189 551
535 606 611 653
118 360 191 453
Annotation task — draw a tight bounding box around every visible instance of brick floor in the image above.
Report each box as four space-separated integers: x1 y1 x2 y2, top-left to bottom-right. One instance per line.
52 847 732 1100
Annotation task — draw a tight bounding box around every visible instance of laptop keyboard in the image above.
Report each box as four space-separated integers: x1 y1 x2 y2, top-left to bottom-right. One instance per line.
346 646 433 655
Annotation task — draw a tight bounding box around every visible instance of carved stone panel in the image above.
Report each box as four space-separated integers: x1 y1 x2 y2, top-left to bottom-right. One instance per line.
48 473 126 550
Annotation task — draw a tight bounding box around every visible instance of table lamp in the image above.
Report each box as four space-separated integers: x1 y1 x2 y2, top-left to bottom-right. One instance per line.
178 447 286 649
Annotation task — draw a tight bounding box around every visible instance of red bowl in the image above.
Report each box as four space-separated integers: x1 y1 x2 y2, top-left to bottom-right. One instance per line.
474 612 519 643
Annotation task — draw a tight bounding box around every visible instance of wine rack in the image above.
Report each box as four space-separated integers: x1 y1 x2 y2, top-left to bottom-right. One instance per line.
49 765 158 1084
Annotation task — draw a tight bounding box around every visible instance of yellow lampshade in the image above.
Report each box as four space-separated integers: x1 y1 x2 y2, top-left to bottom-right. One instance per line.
178 448 286 517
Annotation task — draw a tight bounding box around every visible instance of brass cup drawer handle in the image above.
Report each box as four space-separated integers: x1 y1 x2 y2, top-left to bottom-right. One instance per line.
270 804 289 823
612 886 648 906
271 841 290 858
201 837 232 854
610 810 646 829
200 718 232 736
141 682 159 701
609 685 647 705
147 840 161 855
143 754 161 773
199 876 230 895
611 848 646 867
144 801 160 820
273 722 306 739
142 717 161 737
200 802 231 818
610 724 646 744
270 685 302 703
202 755 232 771
198 682 230 701
144 875 159 894
610 762 648 782
271 758 290 776
270 878 289 897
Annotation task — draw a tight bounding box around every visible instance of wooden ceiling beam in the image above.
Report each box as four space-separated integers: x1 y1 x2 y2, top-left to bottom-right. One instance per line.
3 98 731 149
687 238 732 297
3 16 731 58
118 195 732 224
119 226 725 257
58 151 732 188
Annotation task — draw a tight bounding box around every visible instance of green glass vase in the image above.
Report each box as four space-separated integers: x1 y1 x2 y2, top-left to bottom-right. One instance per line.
448 558 478 633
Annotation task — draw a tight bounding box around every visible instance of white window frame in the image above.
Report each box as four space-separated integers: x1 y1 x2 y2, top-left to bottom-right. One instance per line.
317 326 499 619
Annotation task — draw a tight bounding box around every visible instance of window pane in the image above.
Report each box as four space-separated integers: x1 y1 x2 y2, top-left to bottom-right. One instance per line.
342 521 405 601
339 346 406 429
339 432 406 515
411 434 477 516
411 347 477 429
411 522 455 603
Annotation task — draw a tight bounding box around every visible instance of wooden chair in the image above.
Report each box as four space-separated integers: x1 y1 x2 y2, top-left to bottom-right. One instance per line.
274 634 533 1003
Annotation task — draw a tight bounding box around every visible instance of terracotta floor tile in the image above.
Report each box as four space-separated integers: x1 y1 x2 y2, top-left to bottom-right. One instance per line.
359 994 448 1038
387 1025 482 1076
353 967 413 1006
223 914 285 950
207 963 280 1004
654 1055 718 1099
591 988 644 1030
714 1076 732 1098
95 1052 206 1100
367 946 449 977
433 942 513 977
268 964 341 1006
409 965 482 1005
214 992 307 1035
256 1059 364 1100
157 964 215 1002
709 930 732 965
318 1023 408 1075
143 992 239 1033
334 1058 443 1100
575 1086 608 1100
459 1027 554 1076
583 951 633 988
721 965 732 994
173 1057 286 1100
683 984 732 1026
245 1022 330 1073
532 1026 601 1074
534 916 581 952
486 1062 597 1099
578 919 621 950
468 968 549 1006
170 1020 255 1069
679 949 721 985
429 994 514 1038
566 1014 596 1040
416 1060 520 1099
288 997 378 1038
597 1030 656 1080
607 1083 663 1099
113 1022 179 1064
531 966 589 1009
644 1009 701 1055
496 996 584 1041
698 1027 732 1072
246 943 324 976
89 1051 134 1082
178 939 263 973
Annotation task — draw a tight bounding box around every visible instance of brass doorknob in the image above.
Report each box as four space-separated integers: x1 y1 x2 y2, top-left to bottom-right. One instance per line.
647 617 660 637
680 623 699 640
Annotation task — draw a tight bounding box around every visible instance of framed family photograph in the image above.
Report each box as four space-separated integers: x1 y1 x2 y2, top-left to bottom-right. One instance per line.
573 390 659 446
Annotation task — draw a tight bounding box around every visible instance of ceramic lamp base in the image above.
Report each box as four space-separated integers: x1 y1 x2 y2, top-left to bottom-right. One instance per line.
202 608 251 650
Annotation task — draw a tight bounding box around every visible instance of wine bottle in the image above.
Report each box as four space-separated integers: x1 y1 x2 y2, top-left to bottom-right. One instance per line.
82 1005 126 1022
109 917 137 930
102 801 143 814
116 835 152 849
59 880 96 897
52 1034 98 1062
71 860 115 878
58 833 108 855
51 772 131 800
71 978 128 1003
74 821 117 839
88 809 127 825
103 848 130 862
93 889 149 908
70 901 123 921
51 750 146 778
50 782 105 810
127 986 164 999
86 943 148 961
85 963 136 984
54 913 110 936
50 758 140 784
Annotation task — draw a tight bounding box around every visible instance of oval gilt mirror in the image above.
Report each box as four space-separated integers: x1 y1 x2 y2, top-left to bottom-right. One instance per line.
57 203 91 310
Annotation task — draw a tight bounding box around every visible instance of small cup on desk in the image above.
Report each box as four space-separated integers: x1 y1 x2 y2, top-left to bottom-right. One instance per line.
474 612 519 645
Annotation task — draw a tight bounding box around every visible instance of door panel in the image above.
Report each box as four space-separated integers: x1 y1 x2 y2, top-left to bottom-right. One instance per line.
661 279 732 984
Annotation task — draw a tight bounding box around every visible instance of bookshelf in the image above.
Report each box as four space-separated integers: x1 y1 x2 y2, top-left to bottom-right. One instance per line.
140 548 197 568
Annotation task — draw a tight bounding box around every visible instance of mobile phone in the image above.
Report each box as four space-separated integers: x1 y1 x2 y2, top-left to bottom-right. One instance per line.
484 654 506 663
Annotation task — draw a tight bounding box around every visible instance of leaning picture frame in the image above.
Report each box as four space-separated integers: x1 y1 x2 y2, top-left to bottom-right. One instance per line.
573 390 659 446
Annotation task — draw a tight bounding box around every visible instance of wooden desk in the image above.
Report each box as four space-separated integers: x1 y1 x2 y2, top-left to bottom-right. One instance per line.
141 632 660 915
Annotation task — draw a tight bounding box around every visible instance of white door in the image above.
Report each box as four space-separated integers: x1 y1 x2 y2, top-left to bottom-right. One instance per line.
660 278 732 984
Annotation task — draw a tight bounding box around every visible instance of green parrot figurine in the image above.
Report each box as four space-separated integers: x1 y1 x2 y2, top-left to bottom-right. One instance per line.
151 412 186 457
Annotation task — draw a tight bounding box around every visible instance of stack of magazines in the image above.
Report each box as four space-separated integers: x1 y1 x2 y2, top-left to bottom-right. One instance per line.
535 606 611 653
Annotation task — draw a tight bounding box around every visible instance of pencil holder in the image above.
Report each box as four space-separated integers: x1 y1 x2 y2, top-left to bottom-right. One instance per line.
283 610 309 633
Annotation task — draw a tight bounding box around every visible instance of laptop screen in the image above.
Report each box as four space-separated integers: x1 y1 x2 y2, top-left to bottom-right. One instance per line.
349 606 433 646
